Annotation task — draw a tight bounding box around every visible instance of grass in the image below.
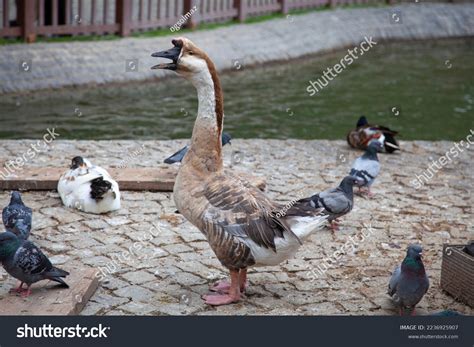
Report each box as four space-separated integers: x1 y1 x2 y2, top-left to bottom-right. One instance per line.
0 3 388 45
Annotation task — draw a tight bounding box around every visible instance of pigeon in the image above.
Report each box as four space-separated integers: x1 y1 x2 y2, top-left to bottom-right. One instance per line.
164 132 232 164
2 191 32 240
388 244 429 316
57 156 121 214
347 116 400 153
0 231 69 297
296 176 361 230
463 240 474 257
349 140 383 197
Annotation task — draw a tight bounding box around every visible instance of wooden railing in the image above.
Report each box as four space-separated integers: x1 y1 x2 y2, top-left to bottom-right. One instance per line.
0 0 442 43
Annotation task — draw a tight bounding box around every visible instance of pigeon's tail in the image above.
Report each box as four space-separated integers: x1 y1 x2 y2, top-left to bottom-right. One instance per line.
90 177 113 200
295 194 324 210
46 267 70 288
164 146 188 164
383 132 400 153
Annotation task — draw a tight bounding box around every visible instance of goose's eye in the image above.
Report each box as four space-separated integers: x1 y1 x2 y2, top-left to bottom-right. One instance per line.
188 51 194 55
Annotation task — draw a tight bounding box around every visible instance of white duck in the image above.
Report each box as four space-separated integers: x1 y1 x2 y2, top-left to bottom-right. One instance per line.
151 38 328 306
57 156 120 214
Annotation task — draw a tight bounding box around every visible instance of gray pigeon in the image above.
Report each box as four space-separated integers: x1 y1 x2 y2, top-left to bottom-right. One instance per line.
164 132 232 164
349 140 383 197
0 232 69 297
2 191 32 240
297 176 360 230
388 244 429 315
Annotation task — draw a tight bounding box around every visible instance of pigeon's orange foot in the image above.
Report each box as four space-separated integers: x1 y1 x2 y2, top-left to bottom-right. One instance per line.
203 293 240 306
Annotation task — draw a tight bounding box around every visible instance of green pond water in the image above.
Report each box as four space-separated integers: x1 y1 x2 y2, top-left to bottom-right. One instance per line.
1 38 473 140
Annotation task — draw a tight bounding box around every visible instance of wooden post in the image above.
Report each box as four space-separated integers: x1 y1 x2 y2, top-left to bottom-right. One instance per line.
279 0 289 15
234 0 246 22
116 0 132 37
183 0 198 29
20 0 36 43
329 0 336 9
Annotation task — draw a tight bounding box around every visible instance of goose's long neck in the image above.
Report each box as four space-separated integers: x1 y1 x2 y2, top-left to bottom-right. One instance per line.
186 66 224 173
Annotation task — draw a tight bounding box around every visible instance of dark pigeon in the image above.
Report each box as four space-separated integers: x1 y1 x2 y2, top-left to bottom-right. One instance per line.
2 191 32 240
297 176 360 230
463 241 474 257
164 132 232 164
349 140 383 196
388 244 429 315
0 232 69 297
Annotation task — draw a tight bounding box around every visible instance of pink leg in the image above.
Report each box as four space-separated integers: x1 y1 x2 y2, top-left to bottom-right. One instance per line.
210 269 248 293
203 270 241 306
330 220 340 231
20 286 32 298
210 280 231 293
239 268 247 293
9 282 25 294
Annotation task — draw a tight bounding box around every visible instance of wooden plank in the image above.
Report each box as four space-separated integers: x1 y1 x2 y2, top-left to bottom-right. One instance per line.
0 167 266 192
0 266 99 316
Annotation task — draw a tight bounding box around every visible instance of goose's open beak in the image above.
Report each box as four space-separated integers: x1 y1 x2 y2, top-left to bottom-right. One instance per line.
151 45 181 70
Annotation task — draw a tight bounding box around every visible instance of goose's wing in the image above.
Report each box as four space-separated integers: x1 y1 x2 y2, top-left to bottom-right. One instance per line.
202 173 298 252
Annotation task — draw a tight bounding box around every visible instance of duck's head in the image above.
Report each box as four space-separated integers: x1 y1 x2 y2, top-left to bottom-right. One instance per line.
70 156 88 170
151 38 217 81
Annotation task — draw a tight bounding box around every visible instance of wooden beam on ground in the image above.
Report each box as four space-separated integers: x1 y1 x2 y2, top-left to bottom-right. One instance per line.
0 266 99 316
0 167 266 192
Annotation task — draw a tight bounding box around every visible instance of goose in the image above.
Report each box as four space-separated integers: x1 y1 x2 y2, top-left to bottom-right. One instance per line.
164 132 232 164
151 38 328 306
57 156 120 214
347 116 400 153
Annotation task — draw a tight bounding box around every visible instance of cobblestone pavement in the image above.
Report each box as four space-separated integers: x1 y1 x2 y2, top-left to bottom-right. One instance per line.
1 3 474 93
0 139 472 315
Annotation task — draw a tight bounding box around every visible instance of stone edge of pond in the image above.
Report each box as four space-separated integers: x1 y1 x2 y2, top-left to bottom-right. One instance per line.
0 3 473 94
